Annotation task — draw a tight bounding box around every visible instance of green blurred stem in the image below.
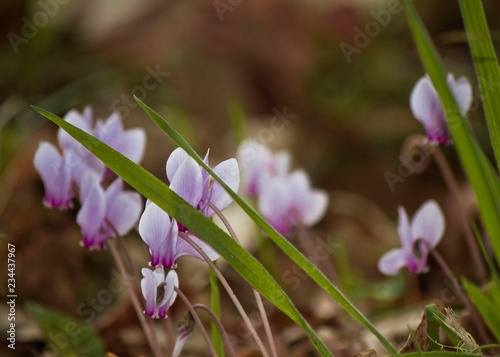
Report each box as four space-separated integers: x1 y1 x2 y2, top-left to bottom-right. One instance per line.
174 287 217 357
459 0 500 169
179 231 270 357
209 268 224 356
193 304 235 357
209 202 278 357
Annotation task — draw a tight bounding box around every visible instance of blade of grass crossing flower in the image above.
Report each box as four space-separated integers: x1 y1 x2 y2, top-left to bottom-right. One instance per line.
459 0 500 168
134 97 399 355
209 268 224 356
402 0 500 266
31 106 334 357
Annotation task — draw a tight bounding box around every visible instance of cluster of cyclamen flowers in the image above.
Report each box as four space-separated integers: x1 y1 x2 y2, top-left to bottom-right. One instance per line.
33 107 145 249
139 147 239 318
237 139 329 236
378 72 472 275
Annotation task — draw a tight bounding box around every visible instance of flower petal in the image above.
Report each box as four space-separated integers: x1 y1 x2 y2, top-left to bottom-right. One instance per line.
33 142 73 209
237 140 271 196
77 175 106 249
258 176 292 235
139 203 172 267
410 199 445 249
175 234 220 262
449 74 472 116
115 128 146 164
397 206 413 252
289 170 328 227
57 108 93 151
169 157 203 208
166 148 190 183
202 158 240 217
378 248 406 275
106 189 142 237
141 268 157 317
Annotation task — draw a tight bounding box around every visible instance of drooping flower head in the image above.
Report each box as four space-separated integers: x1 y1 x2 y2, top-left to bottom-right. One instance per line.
138 201 218 268
141 267 178 319
237 139 290 196
258 169 329 236
378 200 445 275
410 74 472 145
77 173 142 249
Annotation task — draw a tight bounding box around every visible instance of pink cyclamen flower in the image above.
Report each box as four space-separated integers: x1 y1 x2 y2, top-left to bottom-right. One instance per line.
76 173 142 249
33 142 74 209
237 139 290 196
410 73 472 145
141 267 178 319
166 147 240 219
258 170 329 236
378 200 445 275
57 106 146 185
139 201 219 268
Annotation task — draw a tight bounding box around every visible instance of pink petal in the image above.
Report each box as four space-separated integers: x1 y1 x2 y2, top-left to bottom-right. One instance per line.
258 176 292 235
289 170 328 227
141 268 157 317
202 158 240 217
410 200 445 249
57 108 93 151
397 206 412 252
33 142 73 209
448 74 472 116
115 129 146 164
166 148 190 183
77 177 106 249
94 113 123 147
237 140 271 196
378 248 406 275
106 190 142 236
139 203 174 267
175 234 219 262
169 157 203 208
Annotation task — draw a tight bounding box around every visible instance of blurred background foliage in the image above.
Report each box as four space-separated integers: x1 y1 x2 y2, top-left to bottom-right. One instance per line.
0 0 499 356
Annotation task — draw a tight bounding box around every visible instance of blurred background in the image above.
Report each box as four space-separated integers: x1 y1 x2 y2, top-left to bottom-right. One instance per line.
0 0 499 356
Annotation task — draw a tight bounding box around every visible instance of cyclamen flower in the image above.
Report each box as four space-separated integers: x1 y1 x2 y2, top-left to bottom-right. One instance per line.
258 170 329 236
33 142 74 209
141 267 178 319
378 200 445 275
77 173 142 249
139 202 218 268
166 148 240 219
410 74 472 145
237 139 290 196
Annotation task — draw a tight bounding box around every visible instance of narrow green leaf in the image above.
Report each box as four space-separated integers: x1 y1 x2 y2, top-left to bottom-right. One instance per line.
462 278 500 342
209 267 224 356
425 304 461 348
31 106 334 357
26 301 105 357
459 0 500 168
134 98 399 355
402 0 500 267
424 305 441 351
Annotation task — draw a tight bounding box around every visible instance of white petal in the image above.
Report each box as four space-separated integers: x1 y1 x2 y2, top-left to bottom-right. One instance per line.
378 248 406 275
397 206 413 251
410 75 441 129
138 203 171 266
57 108 93 151
169 158 203 208
203 158 240 216
175 234 220 262
410 200 445 248
449 74 472 116
76 179 106 248
258 176 292 234
106 190 142 236
166 148 190 183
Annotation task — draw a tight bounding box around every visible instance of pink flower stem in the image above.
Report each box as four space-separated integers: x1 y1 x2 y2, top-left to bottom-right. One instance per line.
430 249 490 344
107 238 162 357
193 303 236 357
179 231 270 357
209 202 278 357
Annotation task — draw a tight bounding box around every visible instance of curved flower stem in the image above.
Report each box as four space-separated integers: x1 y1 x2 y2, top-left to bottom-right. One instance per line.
179 231 270 357
174 287 217 357
209 202 278 357
193 304 236 357
430 249 490 344
404 135 487 283
107 238 162 357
